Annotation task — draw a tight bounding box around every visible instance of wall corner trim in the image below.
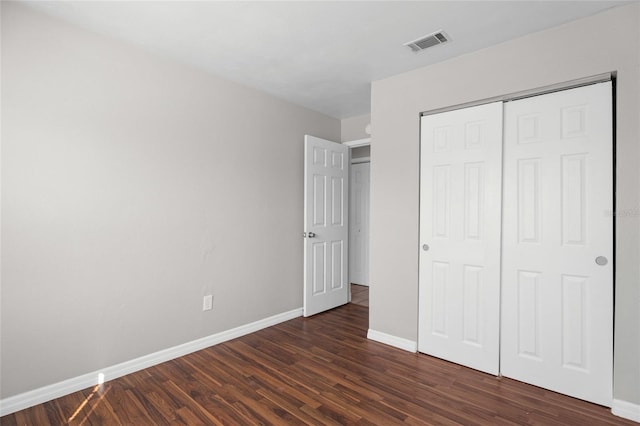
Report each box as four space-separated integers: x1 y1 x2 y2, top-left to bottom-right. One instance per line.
612 399 640 422
367 329 417 352
0 307 303 416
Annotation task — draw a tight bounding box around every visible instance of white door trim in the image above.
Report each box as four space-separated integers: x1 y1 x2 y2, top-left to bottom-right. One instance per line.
343 137 371 148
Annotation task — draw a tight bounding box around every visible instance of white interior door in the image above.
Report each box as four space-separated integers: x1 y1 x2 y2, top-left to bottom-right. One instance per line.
501 82 613 406
303 135 349 317
349 162 370 286
418 102 503 375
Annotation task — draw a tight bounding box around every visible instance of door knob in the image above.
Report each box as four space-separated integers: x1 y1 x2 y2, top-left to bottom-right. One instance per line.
308 232 316 238
595 256 608 266
422 244 430 251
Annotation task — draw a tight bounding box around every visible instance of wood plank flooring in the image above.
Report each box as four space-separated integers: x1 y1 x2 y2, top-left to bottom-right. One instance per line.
350 284 369 307
2 303 633 425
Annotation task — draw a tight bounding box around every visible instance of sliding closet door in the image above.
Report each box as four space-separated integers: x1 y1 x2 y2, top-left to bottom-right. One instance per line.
501 82 613 406
418 102 503 375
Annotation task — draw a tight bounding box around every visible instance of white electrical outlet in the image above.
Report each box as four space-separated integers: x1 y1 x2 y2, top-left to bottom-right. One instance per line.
203 294 213 311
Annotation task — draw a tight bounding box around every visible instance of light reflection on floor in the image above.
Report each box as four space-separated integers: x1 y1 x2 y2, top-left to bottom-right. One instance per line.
67 382 109 425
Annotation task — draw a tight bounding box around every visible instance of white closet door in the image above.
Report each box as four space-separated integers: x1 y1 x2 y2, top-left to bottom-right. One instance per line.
418 102 503 375
501 82 613 406
349 162 370 286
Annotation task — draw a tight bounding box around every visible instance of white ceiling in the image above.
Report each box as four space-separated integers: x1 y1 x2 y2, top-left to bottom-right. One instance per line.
22 1 630 119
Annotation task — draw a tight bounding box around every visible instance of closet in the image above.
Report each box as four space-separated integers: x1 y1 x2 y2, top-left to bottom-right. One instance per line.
418 82 613 406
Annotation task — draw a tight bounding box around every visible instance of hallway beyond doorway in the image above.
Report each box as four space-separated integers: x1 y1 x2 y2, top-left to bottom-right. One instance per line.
351 283 368 307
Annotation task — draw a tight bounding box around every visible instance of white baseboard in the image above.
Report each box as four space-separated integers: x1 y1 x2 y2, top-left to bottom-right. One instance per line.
0 307 302 416
612 399 640 423
367 329 417 352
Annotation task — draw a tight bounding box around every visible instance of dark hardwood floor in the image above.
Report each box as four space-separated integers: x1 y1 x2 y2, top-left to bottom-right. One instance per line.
2 303 633 425
350 284 369 307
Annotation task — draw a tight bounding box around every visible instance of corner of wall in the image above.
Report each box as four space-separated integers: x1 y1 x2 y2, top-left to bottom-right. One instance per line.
341 113 371 142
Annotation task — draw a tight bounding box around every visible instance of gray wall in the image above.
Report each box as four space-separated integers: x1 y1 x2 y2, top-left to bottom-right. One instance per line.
1 3 339 398
370 3 640 405
341 114 371 142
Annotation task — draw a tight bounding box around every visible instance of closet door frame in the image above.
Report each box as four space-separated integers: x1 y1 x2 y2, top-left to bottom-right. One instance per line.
417 74 615 405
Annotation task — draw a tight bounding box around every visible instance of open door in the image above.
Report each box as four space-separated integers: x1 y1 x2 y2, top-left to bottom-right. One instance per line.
303 135 349 317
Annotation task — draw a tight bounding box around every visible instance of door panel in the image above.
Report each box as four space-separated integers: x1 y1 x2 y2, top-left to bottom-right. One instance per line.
501 82 613 406
349 162 370 286
304 135 349 317
418 102 503 375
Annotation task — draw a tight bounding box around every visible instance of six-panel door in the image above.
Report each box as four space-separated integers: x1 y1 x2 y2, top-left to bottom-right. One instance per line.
418 102 503 375
501 82 613 406
418 82 613 405
303 135 349 317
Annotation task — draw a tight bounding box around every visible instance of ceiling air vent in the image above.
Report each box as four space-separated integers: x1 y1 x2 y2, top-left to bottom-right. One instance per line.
404 30 449 53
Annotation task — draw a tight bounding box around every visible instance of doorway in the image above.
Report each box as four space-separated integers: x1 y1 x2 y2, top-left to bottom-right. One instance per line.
349 160 370 287
302 135 371 316
346 140 371 307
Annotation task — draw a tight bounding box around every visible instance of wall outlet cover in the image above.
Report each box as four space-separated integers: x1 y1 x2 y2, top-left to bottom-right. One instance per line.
203 295 213 311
